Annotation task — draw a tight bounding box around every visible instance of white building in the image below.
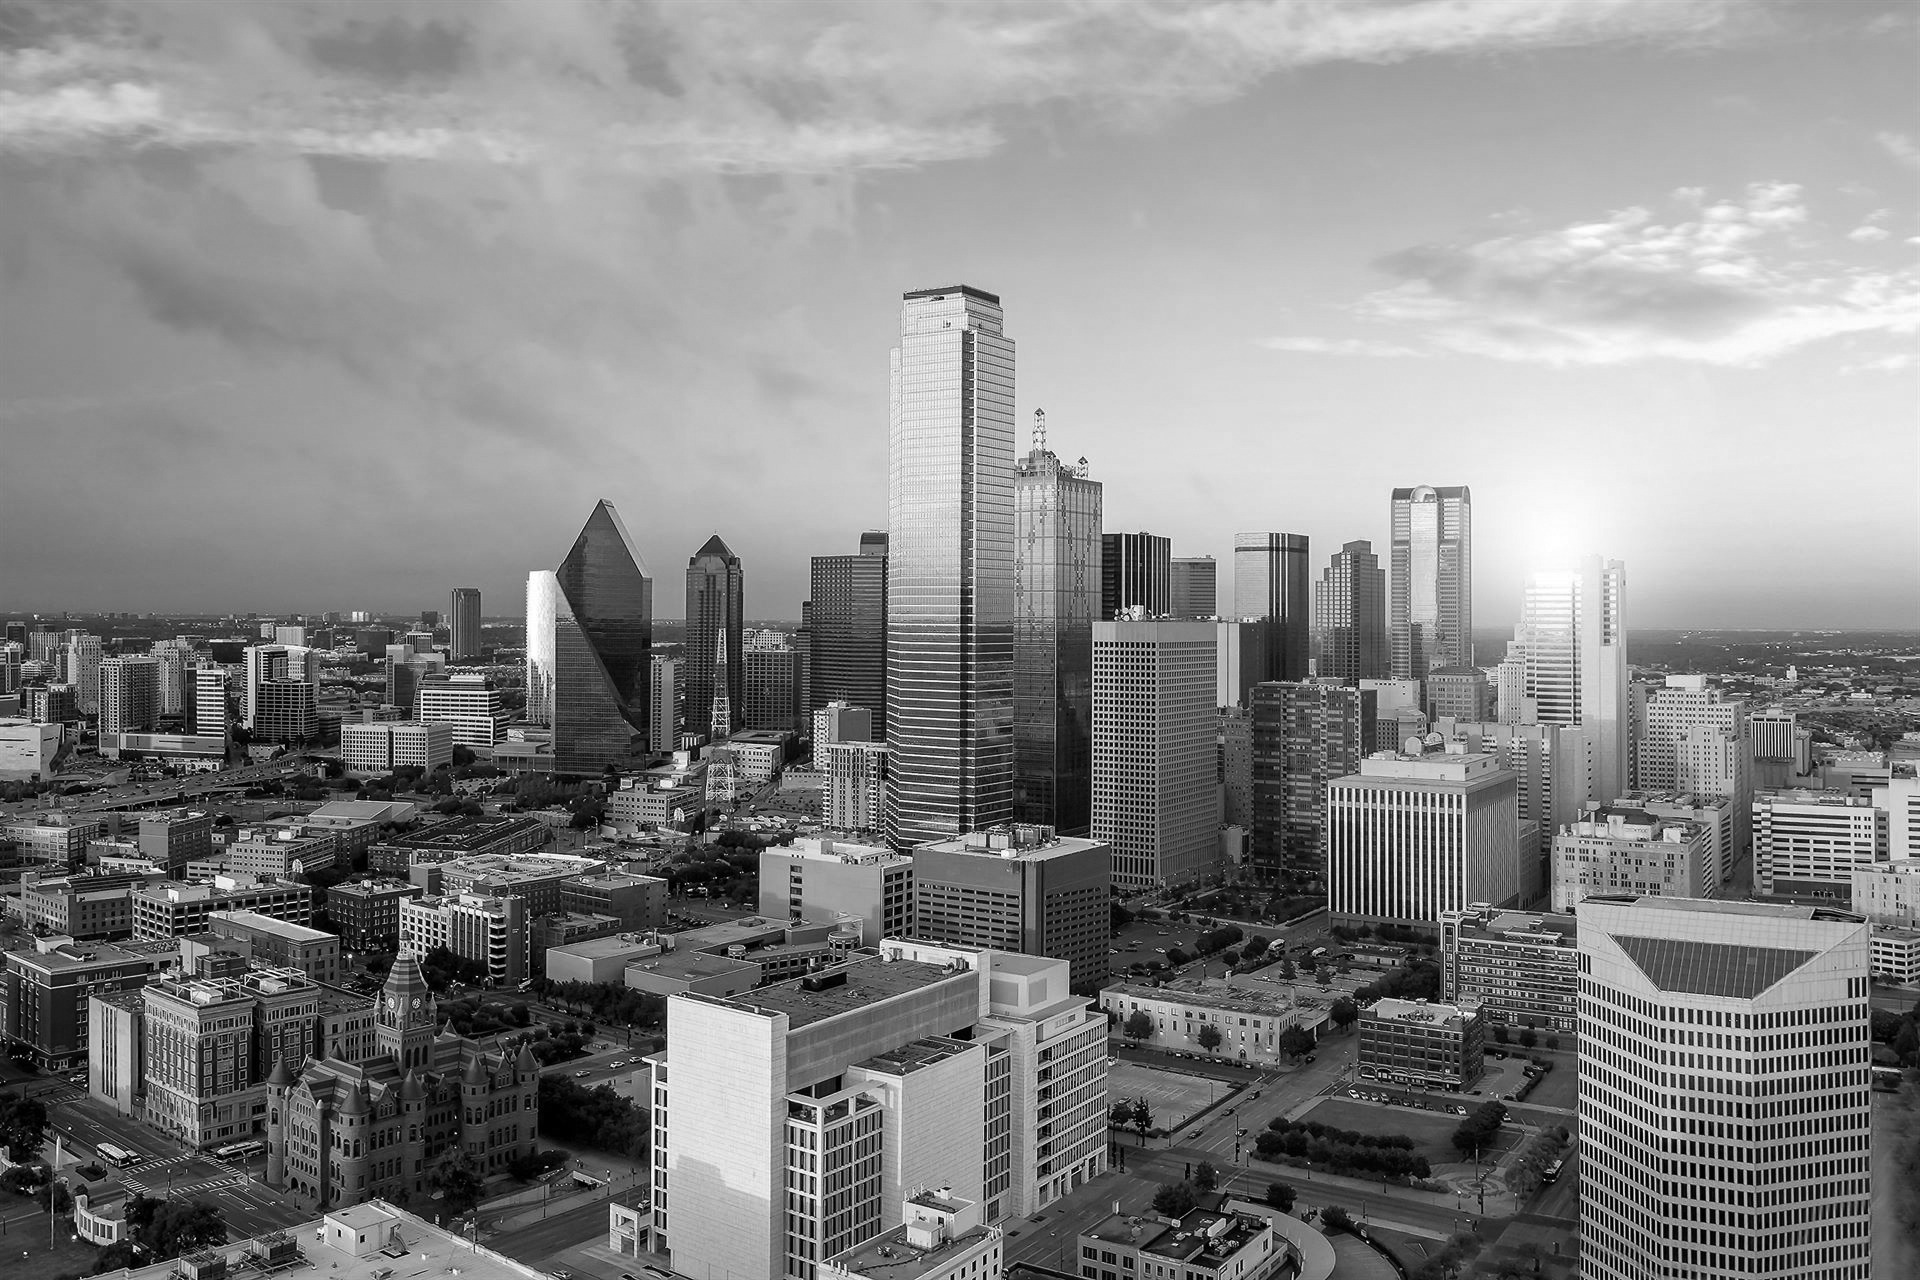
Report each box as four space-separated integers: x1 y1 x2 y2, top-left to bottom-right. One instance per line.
1498 556 1628 805
1753 789 1886 900
821 1191 1002 1280
1091 619 1218 891
648 938 1106 1280
1576 897 1871 1280
1098 981 1330 1063
1870 925 1920 984
1327 743 1521 929
1638 676 1748 788
415 673 504 747
826 740 890 834
1434 718 1596 899
341 720 453 776
758 836 914 944
1550 803 1714 911
99 655 162 735
399 891 526 985
1849 858 1920 927
1874 773 1920 860
62 634 102 714
814 701 875 747
0 719 63 781
190 665 229 737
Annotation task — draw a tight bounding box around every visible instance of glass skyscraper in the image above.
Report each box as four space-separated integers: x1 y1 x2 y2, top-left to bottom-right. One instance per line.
886 285 1015 848
1232 531 1310 682
526 499 653 775
1500 555 1629 803
1014 414 1101 834
1313 539 1387 679
684 534 744 740
809 532 887 736
449 587 482 660
1389 485 1473 679
1099 531 1169 620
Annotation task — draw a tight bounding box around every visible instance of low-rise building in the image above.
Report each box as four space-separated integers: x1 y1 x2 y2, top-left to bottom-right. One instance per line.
1871 925 1920 984
341 719 453 776
365 814 549 874
324 878 423 951
1 935 177 1072
7 869 159 939
1 812 101 867
561 869 667 930
98 732 228 769
208 910 343 985
1078 1204 1285 1280
1550 803 1714 912
130 874 316 939
544 932 671 986
1357 996 1486 1092
528 913 625 975
607 776 703 832
227 826 340 879
1440 905 1579 1032
0 718 63 781
1098 981 1329 1064
1852 859 1920 928
822 1191 1003 1280
759 836 915 944
724 732 788 783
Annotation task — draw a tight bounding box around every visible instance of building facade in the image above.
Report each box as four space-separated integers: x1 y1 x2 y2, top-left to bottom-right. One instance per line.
1388 485 1472 680
759 837 915 944
1499 556 1629 805
1098 981 1330 1063
825 740 891 835
810 533 888 737
1249 681 1376 890
1551 804 1715 912
912 825 1110 992
1168 556 1216 620
341 720 453 776
415 673 504 747
1753 789 1887 899
1358 996 1486 1092
1099 532 1168 621
1440 906 1579 1031
1232 532 1309 682
1312 539 1387 680
325 878 423 951
1 937 175 1072
685 534 746 743
449 587 483 660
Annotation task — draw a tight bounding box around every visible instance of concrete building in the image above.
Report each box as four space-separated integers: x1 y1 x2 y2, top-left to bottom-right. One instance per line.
2 811 101 866
827 740 892 835
208 910 343 984
760 837 915 944
98 655 162 735
1078 1204 1283 1280
528 913 624 975
816 700 876 747
1753 789 1887 900
1098 981 1330 1063
1551 803 1716 912
1100 531 1169 621
1 935 176 1072
1426 666 1493 722
62 633 102 714
1875 773 1920 860
341 720 453 776
561 869 667 930
822 1191 1003 1280
647 654 681 753
1440 905 1579 1032
1091 619 1218 892
1389 484 1472 680
1499 556 1629 807
1870 924 1920 984
1327 744 1521 931
400 891 529 985
912 825 1109 992
449 587 483 660
810 533 888 738
1214 619 1271 709
142 961 322 1149
1358 996 1486 1092
246 644 320 743
1218 707 1252 828
26 682 78 726
1433 718 1596 902
648 937 1107 1279
131 874 315 939
135 808 216 871
1576 898 1871 1280
190 665 229 737
325 878 423 951
608 775 702 832
365 814 550 874
415 673 504 747
1232 532 1310 682
1312 539 1386 681
7 870 157 939
1248 681 1375 890
1169 555 1217 621
0 718 62 781
100 731 227 769
227 825 339 879
744 632 804 734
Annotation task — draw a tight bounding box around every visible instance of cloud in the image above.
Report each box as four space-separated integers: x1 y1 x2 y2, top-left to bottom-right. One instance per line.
1879 131 1920 170
1849 225 1891 242
1847 351 1918 373
1259 335 1425 357
1332 183 1920 365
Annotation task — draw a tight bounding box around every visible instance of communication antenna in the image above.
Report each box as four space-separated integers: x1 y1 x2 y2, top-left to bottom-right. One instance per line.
1032 408 1047 454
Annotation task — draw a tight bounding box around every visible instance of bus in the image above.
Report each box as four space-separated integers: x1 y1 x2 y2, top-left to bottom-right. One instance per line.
1542 1157 1566 1184
214 1140 266 1160
97 1143 140 1168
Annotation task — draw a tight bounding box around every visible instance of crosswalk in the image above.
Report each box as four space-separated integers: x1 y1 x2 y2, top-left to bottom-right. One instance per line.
123 1156 248 1197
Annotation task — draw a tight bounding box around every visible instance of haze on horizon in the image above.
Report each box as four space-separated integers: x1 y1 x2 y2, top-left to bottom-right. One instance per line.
0 1 1915 630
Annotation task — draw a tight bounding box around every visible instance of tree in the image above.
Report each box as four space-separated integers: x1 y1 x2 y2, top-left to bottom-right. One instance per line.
1264 1181 1297 1212
121 1196 227 1261
1278 1025 1316 1060
1166 948 1191 967
1110 1102 1136 1129
1151 1181 1196 1218
1193 1162 1218 1192
1278 958 1297 980
1896 1020 1920 1065
427 1148 486 1214
1314 964 1333 985
1111 903 1135 933
1544 1033 1561 1051
0 1095 49 1160
1518 1027 1538 1049
1125 1010 1155 1041
1491 1024 1510 1045
1221 949 1241 967
1132 1100 1154 1144
1320 1205 1354 1234
1197 1024 1223 1053
1330 998 1359 1033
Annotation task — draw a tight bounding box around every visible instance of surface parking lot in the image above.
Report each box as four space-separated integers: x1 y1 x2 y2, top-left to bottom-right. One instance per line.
1106 1059 1236 1130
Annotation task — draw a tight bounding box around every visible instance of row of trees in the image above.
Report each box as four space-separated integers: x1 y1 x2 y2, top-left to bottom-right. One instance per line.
539 1076 649 1159
531 978 668 1030
1505 1125 1572 1197
0 1095 49 1161
1491 1024 1560 1050
1254 1115 1431 1181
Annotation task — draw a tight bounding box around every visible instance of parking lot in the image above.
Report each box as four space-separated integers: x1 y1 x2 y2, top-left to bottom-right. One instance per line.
1106 1059 1236 1132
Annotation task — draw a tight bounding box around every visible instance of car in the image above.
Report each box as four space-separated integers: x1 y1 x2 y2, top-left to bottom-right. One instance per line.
1110 949 1122 955
1304 1055 1315 1063
573 1070 592 1078
1223 1107 1235 1116
1154 947 1166 953
1107 1056 1119 1065
551 1271 573 1279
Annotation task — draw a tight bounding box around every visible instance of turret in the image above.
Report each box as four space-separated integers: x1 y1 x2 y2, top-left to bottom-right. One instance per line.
337 1084 371 1207
264 1055 293 1188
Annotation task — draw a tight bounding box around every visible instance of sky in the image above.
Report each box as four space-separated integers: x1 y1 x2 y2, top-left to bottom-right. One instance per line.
0 0 1915 629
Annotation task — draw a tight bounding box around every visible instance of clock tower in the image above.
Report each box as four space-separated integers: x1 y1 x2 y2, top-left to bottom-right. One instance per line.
376 948 438 1071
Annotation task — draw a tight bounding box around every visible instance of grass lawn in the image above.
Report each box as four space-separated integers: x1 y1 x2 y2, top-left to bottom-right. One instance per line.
3 1231 104 1280
1301 1097 1520 1167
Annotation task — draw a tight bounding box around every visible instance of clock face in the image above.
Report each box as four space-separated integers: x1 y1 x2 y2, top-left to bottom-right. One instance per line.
386 996 396 1011
411 996 422 1009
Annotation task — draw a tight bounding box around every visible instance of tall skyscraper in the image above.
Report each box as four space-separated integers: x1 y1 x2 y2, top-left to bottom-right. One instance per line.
684 534 744 741
1232 532 1310 681
886 286 1015 848
1091 619 1218 890
525 499 654 775
1576 898 1872 1280
742 630 802 733
1312 539 1387 680
449 587 482 660
1502 556 1629 804
1169 556 1217 620
1099 531 1169 620
809 532 888 736
99 656 161 736
190 666 228 738
61 634 102 715
1249 681 1377 890
1389 485 1472 680
647 655 680 753
1013 412 1101 834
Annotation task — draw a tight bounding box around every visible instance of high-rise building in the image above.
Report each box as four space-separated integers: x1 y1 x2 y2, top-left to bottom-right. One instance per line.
150 640 193 717
1327 743 1521 929
190 666 229 738
61 634 102 714
1312 540 1386 680
99 656 161 736
415 672 504 747
814 700 874 747
1232 532 1309 681
1638 675 1753 866
885 285 1015 848
1215 619 1270 709
1013 412 1101 834
1091 619 1218 891
1099 531 1169 620
758 835 914 942
1501 556 1629 803
1249 681 1376 890
1440 905 1579 1032
449 587 482 659
1426 666 1492 721
809 533 888 735
685 534 744 741
1218 707 1252 827
385 646 445 716
28 683 78 726
1433 718 1596 902
245 645 318 744
525 499 654 775
1576 898 1872 1280
647 655 680 752
1169 556 1217 620
912 824 1111 992
1388 485 1472 680
743 631 803 733
824 740 891 834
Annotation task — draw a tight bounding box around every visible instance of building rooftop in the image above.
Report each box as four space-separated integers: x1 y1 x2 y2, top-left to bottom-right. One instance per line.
854 1035 976 1077
1366 996 1479 1027
563 869 666 889
1449 907 1578 945
1082 1206 1269 1268
1102 979 1321 1017
915 824 1110 861
307 799 418 823
1592 895 1863 921
551 932 666 961
722 957 971 1030
7 938 177 974
373 814 549 852
211 910 334 943
327 877 421 897
1754 788 1875 807
1613 935 1818 1000
781 836 911 866
625 949 760 984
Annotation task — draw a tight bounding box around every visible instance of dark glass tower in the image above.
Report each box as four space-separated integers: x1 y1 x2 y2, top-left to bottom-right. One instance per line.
684 534 744 741
525 500 653 775
1313 540 1387 679
1014 413 1101 834
1233 532 1310 681
1099 532 1170 620
1390 485 1473 679
449 587 482 660
1249 681 1376 889
809 533 888 735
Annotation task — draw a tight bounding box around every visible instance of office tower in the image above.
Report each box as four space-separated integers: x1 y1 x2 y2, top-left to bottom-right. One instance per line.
1013 413 1101 834
1091 619 1218 890
1434 719 1595 902
759 835 915 941
449 587 482 659
1753 789 1887 899
245 645 318 743
1249 682 1377 890
190 666 229 738
648 940 1106 1279
1502 556 1628 803
647 655 680 752
525 499 654 775
98 656 161 736
1099 531 1169 620
1312 540 1387 680
743 631 803 732
1640 675 1753 863
809 533 888 736
826 740 891 834
1576 898 1871 1280
0 642 20 695
415 672 504 746
355 627 394 657
1169 556 1217 620
885 285 1016 848
342 721 454 775
274 625 308 648
795 602 812 723
417 609 439 628
150 640 192 717
912 824 1112 992
1215 619 1270 709
1327 742 1521 929
1218 707 1252 827
707 631 734 740
1751 709 1814 787
386 646 445 715
685 534 744 741
61 634 102 714
2 622 23 648
1550 803 1715 910
1427 666 1492 721
1389 484 1472 680
1675 725 1750 883
1232 532 1310 681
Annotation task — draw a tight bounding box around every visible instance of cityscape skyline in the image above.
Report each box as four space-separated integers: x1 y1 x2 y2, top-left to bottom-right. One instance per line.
0 4 1914 627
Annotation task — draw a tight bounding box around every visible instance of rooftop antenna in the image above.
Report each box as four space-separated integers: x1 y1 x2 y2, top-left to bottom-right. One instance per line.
1032 408 1046 455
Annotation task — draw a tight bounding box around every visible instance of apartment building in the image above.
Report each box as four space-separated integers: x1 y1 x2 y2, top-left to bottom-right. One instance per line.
399 892 528 986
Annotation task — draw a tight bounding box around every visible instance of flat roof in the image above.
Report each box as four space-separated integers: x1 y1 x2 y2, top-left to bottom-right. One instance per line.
551 933 663 960
855 1035 976 1077
916 829 1110 861
1367 996 1477 1026
727 958 971 1030
1102 980 1311 1017
212 910 334 942
824 1220 997 1280
902 284 1001 304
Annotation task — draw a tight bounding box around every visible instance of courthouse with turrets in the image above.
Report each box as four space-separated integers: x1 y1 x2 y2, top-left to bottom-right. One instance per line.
264 949 539 1211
